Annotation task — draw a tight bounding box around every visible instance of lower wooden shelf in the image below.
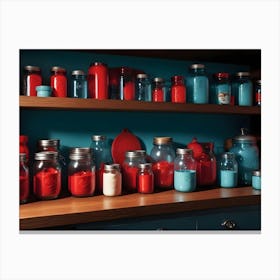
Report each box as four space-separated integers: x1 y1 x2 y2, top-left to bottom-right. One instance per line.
19 186 261 230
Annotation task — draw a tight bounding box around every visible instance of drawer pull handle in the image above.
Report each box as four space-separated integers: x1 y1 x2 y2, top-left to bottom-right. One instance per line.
221 219 236 230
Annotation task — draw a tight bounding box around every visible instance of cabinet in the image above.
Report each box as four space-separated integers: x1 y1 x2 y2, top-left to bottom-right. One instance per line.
19 49 261 230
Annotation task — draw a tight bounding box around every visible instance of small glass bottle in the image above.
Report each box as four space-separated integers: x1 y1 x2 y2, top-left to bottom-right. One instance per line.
103 163 122 196
152 77 166 102
22 66 42 96
213 72 231 105
232 72 253 106
50 66 67 97
120 67 135 100
150 137 175 189
174 148 197 192
188 64 209 104
219 152 238 188
70 70 88 98
171 75 186 103
20 135 29 163
20 153 29 204
252 170 261 190
135 73 152 101
255 80 261 106
137 163 154 194
33 151 61 200
68 148 95 197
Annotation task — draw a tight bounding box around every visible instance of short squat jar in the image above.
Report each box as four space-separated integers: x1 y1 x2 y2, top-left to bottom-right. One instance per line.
135 73 152 101
219 152 238 188
70 70 88 98
103 164 122 196
33 151 61 200
20 153 29 204
137 163 154 194
232 72 253 106
174 148 197 192
252 170 261 190
213 72 231 105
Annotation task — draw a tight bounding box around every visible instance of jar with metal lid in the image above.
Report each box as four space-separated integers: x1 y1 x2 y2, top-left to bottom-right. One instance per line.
33 151 61 200
188 64 209 104
68 147 95 197
229 128 260 185
135 150 147 164
137 163 154 194
50 66 67 97
152 77 166 102
22 65 42 96
232 72 253 106
135 73 152 101
255 80 261 106
103 163 122 196
70 70 88 98
171 75 186 103
150 137 175 189
252 170 261 190
120 67 135 100
20 153 29 204
37 139 60 152
219 152 238 188
20 135 29 163
88 62 109 100
174 148 196 192
213 72 231 105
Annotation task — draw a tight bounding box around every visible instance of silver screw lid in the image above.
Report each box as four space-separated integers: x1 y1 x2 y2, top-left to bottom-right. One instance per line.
104 163 120 171
69 147 92 154
153 77 164 83
37 139 60 148
91 135 106 141
176 148 193 155
51 66 66 72
24 65 41 72
72 70 85 76
125 151 139 158
190 64 205 70
153 137 172 145
252 170 261 177
139 163 152 169
136 73 148 79
35 151 58 160
235 72 250 77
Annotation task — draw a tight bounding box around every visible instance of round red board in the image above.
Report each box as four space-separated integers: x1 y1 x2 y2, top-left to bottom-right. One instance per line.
111 128 142 164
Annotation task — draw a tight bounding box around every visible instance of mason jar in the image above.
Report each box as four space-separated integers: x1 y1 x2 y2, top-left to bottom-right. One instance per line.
135 73 152 101
171 75 186 103
103 163 122 196
20 153 29 204
70 70 88 98
137 163 154 194
219 152 238 188
50 66 67 97
232 72 253 106
22 65 42 96
152 77 167 102
252 170 261 190
213 72 231 105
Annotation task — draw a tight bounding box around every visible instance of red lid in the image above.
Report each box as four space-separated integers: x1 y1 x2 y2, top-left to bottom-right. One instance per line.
111 128 142 164
20 135 28 143
215 72 229 79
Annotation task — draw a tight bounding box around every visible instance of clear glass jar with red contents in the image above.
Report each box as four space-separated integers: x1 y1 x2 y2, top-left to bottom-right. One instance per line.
20 135 29 163
152 77 166 102
171 75 186 103
33 151 61 200
68 148 95 197
22 66 42 96
137 163 154 194
88 62 109 100
120 67 135 100
50 66 67 97
20 153 29 204
150 137 175 189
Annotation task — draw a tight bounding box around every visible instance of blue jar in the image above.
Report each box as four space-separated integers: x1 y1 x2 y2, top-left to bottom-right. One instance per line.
36 85 52 97
219 152 238 188
135 74 152 101
232 72 253 106
229 128 260 185
213 72 231 105
188 64 209 104
252 170 261 190
174 148 197 192
71 70 88 98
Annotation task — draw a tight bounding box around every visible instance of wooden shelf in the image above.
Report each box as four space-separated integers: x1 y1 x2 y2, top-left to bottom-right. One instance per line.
19 96 261 115
20 186 261 230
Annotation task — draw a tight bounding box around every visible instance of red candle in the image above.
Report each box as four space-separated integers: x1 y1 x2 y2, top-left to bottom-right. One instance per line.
122 165 139 193
68 171 95 197
20 174 29 203
171 85 186 103
123 81 135 100
152 161 174 188
152 88 164 102
138 173 154 194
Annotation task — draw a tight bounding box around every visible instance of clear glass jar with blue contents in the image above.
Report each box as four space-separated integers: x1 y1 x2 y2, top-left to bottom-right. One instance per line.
71 70 88 98
135 74 152 101
219 152 238 188
213 72 231 105
188 64 209 104
232 72 253 106
174 148 197 192
252 170 261 190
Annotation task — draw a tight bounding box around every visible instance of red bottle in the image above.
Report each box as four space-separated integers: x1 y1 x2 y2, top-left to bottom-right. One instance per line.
20 135 29 163
20 153 29 203
50 66 67 97
88 62 109 99
171 75 186 103
152 77 165 102
137 163 154 194
22 66 42 96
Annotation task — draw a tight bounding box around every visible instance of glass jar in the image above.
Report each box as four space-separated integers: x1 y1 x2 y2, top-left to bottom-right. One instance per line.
90 135 112 194
252 170 261 190
37 139 60 152
33 151 61 200
150 137 175 189
22 65 42 96
20 153 29 204
152 77 166 102
135 150 147 164
232 72 253 106
171 75 186 103
174 148 197 192
70 70 88 98
188 64 209 104
219 152 238 188
229 128 260 185
137 163 154 194
68 148 95 197
88 62 109 100
103 164 122 196
135 73 152 101
20 135 29 163
213 72 231 105
50 66 67 97
255 80 261 106
120 67 135 100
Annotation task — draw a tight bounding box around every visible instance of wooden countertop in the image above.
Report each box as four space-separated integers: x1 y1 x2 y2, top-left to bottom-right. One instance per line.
19 186 261 230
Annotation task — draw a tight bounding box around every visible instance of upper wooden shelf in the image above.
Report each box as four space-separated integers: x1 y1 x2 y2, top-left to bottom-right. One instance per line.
19 96 261 115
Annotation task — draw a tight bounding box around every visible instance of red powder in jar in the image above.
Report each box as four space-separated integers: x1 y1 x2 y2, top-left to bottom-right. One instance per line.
171 85 186 103
122 165 139 192
20 175 29 202
152 161 174 188
27 73 42 96
152 88 164 102
123 81 135 100
68 171 95 197
138 174 154 194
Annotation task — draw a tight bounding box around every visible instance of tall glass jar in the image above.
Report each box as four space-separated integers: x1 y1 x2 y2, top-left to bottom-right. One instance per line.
68 148 95 197
33 151 61 200
174 148 197 192
152 77 166 102
103 164 122 196
22 65 42 96
20 153 29 204
137 163 154 194
188 64 209 104
50 66 67 97
255 80 261 106
120 67 135 100
171 75 186 103
219 152 238 188
135 73 152 101
150 137 175 189
70 70 88 98
232 72 253 106
213 72 231 105
20 135 29 163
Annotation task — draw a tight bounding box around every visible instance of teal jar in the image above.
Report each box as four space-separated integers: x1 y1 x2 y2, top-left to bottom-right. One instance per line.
252 170 261 190
229 128 259 185
219 152 238 188
71 70 88 98
188 64 209 104
36 85 52 97
135 74 152 101
213 72 231 105
232 72 253 106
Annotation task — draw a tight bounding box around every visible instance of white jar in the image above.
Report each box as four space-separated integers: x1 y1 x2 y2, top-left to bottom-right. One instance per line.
103 164 122 196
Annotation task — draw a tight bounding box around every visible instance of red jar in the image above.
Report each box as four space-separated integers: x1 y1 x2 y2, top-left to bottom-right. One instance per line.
20 135 29 163
50 66 67 97
152 78 166 102
137 163 154 194
171 75 186 103
88 62 109 100
20 153 29 204
22 66 42 96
